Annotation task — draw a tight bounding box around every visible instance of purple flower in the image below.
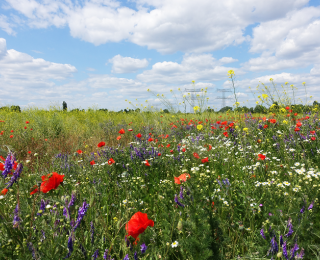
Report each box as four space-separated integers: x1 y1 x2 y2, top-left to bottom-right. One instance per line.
65 236 73 258
2 152 15 178
259 204 263 207
296 248 304 259
63 207 69 220
123 254 129 260
141 243 147 254
37 199 46 216
179 186 184 200
283 241 288 260
174 194 185 208
300 206 305 214
134 251 138 260
6 163 23 188
270 236 278 255
74 201 89 230
260 228 266 239
68 193 76 208
13 204 20 228
308 201 314 210
280 235 284 247
290 243 299 259
27 242 36 260
92 249 99 260
285 219 293 237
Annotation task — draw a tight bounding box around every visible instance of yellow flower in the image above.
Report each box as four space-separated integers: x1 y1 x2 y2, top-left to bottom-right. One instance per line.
191 80 195 84
193 106 200 111
302 82 306 85
235 126 239 129
270 78 273 81
262 94 268 99
235 102 240 106
285 82 288 85
147 89 150 92
283 120 288 124
256 101 259 104
243 128 248 132
228 70 235 75
197 125 203 131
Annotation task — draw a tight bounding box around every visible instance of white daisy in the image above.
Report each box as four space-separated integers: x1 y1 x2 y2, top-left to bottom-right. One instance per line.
171 241 179 248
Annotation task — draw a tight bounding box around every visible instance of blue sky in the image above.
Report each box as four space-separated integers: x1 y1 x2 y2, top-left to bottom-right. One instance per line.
0 0 320 111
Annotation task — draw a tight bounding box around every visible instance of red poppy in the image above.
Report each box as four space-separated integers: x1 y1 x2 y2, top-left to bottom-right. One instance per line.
26 121 29 124
182 148 186 152
208 145 212 151
136 133 142 138
30 172 65 195
148 138 153 142
77 150 83 154
310 131 316 135
270 119 276 124
128 129 133 131
24 126 27 129
211 201 215 208
311 137 316 141
263 125 268 129
158 153 161 156
117 136 121 140
166 144 171 148
193 152 200 159
10 130 14 133
294 113 298 116
296 122 302 127
145 160 150 167
170 149 174 154
119 129 125 134
1 188 8 195
45 139 47 141
174 173 191 184
97 142 106 147
10 135 13 138
125 212 154 244
108 158 115 165
294 127 300 132
285 106 290 110
90 160 95 165
201 157 209 163
28 151 31 154
258 154 266 160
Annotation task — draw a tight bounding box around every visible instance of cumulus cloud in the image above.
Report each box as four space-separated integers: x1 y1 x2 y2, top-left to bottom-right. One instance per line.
219 57 239 64
2 0 309 54
108 55 149 73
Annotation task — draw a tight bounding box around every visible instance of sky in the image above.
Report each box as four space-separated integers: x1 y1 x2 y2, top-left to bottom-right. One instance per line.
0 0 320 112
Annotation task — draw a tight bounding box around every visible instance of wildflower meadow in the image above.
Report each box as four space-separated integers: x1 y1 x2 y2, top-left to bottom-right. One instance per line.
1 72 320 259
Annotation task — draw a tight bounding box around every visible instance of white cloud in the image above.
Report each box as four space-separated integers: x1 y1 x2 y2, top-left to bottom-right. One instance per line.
219 57 239 64
108 54 149 73
0 14 16 36
2 0 309 54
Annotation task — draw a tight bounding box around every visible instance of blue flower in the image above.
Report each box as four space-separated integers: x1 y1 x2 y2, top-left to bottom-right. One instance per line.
141 243 147 254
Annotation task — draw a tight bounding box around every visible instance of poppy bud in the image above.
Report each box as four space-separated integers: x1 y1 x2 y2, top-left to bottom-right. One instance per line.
177 220 183 231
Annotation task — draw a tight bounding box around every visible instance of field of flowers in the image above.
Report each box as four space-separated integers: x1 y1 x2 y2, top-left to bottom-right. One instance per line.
0 102 320 259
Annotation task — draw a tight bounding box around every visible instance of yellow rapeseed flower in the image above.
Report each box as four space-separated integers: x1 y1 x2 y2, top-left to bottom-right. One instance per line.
302 82 306 85
228 70 235 75
262 94 268 99
283 120 288 124
270 78 273 81
197 125 203 131
243 128 248 132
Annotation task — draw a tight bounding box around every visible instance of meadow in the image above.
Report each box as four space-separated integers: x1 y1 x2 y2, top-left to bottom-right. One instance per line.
0 78 320 260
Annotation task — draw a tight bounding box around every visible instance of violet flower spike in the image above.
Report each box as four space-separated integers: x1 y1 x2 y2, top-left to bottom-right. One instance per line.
174 194 185 208
260 228 266 239
282 241 288 260
74 201 89 230
308 201 314 210
2 152 14 178
141 243 147 254
92 249 99 260
13 204 20 228
37 199 46 216
290 243 299 260
6 163 23 188
64 236 73 259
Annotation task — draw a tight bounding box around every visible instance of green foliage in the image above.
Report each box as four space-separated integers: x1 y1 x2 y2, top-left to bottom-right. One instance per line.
62 101 67 111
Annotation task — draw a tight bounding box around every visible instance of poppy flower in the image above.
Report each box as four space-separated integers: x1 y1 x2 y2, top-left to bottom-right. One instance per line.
24 126 27 129
28 151 31 154
270 119 277 124
294 127 300 132
10 130 14 133
45 139 47 141
208 145 212 151
1 188 8 195
182 148 186 152
26 121 29 124
30 172 65 195
257 154 266 160
263 125 268 129
170 149 174 154
174 173 191 184
90 160 95 165
117 136 121 140
211 201 215 208
10 135 13 138
311 137 316 141
201 157 209 163
145 160 150 167
166 144 171 148
296 122 302 127
136 133 142 138
128 129 133 131
97 141 106 147
158 153 161 156
125 212 154 244
108 158 115 165
193 152 200 159
119 129 125 134
77 150 83 154
310 131 316 135
148 138 153 142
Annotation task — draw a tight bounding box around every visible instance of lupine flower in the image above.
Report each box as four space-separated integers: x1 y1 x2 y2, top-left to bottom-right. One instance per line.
260 228 266 239
174 194 185 208
65 236 73 258
125 212 154 244
37 199 46 216
283 241 288 260
92 249 99 260
74 201 89 230
285 219 293 237
141 243 147 254
270 236 278 255
13 204 20 228
6 163 23 188
179 186 184 200
290 243 299 259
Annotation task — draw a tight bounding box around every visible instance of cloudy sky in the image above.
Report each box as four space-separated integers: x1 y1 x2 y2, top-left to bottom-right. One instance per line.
0 0 319 112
